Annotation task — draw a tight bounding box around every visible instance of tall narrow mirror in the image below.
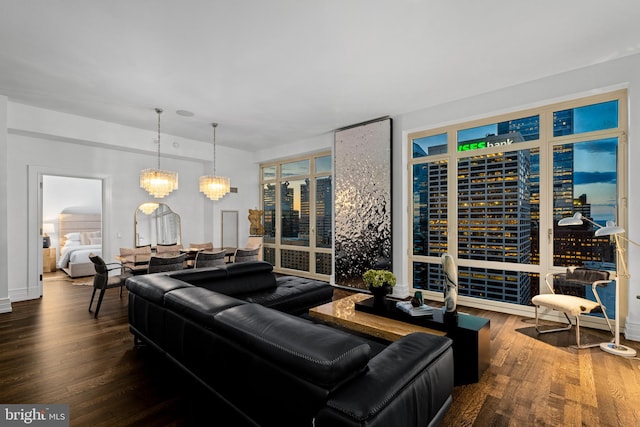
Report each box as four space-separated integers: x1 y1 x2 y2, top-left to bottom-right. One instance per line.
222 210 238 249
135 203 182 247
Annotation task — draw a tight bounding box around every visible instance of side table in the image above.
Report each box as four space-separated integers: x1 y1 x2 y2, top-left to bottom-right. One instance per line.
43 247 57 272
355 297 490 385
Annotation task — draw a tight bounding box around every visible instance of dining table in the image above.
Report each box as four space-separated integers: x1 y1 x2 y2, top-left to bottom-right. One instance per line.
116 247 238 269
115 251 183 266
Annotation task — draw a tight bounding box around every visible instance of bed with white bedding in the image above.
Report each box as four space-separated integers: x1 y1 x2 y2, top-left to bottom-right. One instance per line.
59 244 102 277
57 207 102 278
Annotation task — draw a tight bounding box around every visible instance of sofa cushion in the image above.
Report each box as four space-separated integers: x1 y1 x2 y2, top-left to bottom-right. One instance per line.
126 274 193 304
214 304 371 388
164 287 246 329
168 261 277 296
216 261 277 294
244 276 333 314
166 267 228 286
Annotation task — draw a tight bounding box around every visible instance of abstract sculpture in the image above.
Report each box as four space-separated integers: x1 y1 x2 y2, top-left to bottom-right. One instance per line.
442 253 458 325
248 209 264 236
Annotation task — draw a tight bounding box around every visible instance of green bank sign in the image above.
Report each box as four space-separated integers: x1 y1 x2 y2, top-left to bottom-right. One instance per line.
457 138 515 152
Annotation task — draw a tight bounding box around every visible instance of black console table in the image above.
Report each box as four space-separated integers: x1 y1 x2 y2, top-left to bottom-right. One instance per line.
355 297 490 385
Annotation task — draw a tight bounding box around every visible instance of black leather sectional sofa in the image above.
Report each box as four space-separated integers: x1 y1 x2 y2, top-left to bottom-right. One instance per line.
126 261 454 426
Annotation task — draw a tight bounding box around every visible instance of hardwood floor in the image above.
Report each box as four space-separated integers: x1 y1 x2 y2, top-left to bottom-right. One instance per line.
1 274 639 426
1 273 253 427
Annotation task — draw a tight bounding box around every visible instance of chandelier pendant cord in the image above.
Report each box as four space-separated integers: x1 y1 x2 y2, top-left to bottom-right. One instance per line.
212 123 218 175
156 108 163 170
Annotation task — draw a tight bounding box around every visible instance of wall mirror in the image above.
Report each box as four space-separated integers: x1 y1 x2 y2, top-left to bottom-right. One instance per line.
135 203 182 247
221 210 238 249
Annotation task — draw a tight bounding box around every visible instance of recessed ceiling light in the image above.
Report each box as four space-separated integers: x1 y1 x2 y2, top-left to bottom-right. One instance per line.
176 110 194 117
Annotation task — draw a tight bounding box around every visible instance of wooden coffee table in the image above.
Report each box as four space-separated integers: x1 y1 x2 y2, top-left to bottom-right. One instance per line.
310 292 490 385
309 293 446 342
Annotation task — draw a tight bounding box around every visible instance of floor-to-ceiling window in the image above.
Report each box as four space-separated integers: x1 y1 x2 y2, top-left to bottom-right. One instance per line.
409 90 627 322
261 152 332 279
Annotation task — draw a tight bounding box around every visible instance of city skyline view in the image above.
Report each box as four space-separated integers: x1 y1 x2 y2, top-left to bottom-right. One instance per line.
410 98 621 310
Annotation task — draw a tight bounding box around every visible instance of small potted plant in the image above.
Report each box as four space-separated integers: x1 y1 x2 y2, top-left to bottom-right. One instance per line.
363 269 396 308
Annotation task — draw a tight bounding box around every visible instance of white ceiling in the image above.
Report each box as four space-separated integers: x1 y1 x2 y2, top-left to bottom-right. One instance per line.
1 1 640 151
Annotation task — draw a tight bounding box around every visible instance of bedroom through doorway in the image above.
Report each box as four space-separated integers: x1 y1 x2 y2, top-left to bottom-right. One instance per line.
42 175 103 289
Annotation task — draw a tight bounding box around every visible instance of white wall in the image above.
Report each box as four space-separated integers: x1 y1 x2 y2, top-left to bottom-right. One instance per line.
0 96 9 313
2 103 258 305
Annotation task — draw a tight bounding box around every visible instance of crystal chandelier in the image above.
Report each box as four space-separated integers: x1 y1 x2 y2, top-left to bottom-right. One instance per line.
138 202 159 215
140 108 179 198
199 123 230 200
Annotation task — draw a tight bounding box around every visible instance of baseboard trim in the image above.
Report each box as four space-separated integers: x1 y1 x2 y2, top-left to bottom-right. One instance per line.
8 288 29 303
624 318 640 342
0 297 12 313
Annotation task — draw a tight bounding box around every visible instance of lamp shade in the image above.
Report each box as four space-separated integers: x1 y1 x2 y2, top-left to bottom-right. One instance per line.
42 223 55 235
199 175 230 201
140 168 178 198
558 212 584 226
595 224 625 237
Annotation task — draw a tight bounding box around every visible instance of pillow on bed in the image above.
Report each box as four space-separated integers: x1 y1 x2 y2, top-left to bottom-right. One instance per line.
80 231 101 245
90 237 102 245
64 232 81 241
63 240 80 247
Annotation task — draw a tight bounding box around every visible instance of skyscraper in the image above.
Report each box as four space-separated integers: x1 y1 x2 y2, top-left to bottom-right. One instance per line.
413 133 533 304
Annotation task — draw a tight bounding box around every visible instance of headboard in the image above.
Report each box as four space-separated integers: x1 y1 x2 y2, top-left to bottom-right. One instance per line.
58 206 102 247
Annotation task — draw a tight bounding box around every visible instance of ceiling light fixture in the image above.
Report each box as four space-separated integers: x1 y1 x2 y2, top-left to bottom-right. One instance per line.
140 108 179 198
176 109 194 117
199 123 230 201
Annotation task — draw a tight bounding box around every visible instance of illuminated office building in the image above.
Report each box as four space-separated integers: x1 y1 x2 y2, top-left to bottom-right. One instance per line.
413 110 616 306
261 178 333 274
413 134 533 304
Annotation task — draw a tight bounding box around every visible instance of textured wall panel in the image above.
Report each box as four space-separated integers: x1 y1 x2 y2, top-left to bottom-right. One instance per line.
334 118 392 289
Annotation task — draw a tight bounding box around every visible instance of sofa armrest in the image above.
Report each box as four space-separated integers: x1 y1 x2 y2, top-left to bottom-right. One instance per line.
126 275 193 304
315 333 454 427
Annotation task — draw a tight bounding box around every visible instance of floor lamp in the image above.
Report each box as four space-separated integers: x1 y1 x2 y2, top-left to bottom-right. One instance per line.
558 213 637 357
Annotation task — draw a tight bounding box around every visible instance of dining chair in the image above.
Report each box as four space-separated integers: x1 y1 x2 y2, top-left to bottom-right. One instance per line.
147 253 187 273
194 249 227 268
156 243 184 253
189 242 214 250
233 247 260 263
183 242 214 267
88 253 133 318
119 245 151 275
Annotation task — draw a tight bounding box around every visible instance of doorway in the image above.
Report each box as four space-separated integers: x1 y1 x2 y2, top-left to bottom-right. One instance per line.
42 175 103 284
27 166 108 300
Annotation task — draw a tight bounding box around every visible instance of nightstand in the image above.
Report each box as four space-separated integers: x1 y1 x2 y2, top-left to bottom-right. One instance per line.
43 247 56 272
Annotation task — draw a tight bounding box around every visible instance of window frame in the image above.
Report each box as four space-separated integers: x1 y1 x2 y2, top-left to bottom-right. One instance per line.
260 151 332 280
407 90 628 327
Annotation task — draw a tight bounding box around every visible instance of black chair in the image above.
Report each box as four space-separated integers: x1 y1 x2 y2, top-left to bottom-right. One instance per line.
194 249 227 268
88 253 133 319
147 253 187 273
233 247 260 263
